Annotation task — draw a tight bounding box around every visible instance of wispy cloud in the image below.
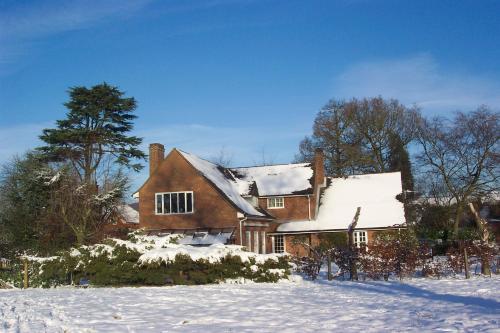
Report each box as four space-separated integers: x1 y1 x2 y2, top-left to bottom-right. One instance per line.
332 54 500 114
0 0 152 41
135 123 306 165
0 0 264 70
0 121 307 190
0 0 153 71
130 122 307 190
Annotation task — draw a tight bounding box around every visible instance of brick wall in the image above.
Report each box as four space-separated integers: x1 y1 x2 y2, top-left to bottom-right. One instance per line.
258 196 312 221
139 149 241 239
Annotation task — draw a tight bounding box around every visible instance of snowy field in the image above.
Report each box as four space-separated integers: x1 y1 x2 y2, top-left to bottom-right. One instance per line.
1 276 499 332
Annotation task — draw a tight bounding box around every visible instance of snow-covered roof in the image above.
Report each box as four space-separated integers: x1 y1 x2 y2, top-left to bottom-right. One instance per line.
178 150 265 217
177 232 233 245
277 172 406 232
118 203 139 224
231 163 313 196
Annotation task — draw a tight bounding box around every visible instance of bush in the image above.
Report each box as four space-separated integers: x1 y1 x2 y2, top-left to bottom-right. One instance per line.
28 243 291 287
359 230 420 280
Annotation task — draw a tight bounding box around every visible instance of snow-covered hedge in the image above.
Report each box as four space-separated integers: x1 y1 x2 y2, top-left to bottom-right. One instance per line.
26 232 291 287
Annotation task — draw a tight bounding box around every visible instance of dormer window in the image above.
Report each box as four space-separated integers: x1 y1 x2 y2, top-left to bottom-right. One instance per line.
156 191 194 214
267 197 284 209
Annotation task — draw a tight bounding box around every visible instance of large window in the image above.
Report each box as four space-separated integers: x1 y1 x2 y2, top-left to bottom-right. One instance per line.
155 191 194 214
267 197 284 209
261 231 266 254
273 235 285 253
245 231 251 250
353 231 367 248
253 231 259 253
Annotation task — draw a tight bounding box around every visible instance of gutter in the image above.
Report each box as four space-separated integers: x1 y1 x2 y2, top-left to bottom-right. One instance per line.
307 195 311 221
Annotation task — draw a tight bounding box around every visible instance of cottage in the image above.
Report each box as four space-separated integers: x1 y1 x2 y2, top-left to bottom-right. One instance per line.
135 144 406 254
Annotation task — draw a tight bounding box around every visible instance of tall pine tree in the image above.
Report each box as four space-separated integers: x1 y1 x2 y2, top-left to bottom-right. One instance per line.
38 83 146 185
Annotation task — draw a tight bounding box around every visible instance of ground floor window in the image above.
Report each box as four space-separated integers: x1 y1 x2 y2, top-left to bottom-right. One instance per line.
353 231 367 248
253 231 259 253
273 235 285 253
245 231 251 250
261 231 266 254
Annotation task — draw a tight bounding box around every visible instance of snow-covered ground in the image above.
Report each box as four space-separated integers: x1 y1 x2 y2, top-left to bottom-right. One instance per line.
1 276 499 332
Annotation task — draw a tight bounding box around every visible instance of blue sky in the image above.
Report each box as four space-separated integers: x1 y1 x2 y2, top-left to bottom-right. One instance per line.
1 0 500 188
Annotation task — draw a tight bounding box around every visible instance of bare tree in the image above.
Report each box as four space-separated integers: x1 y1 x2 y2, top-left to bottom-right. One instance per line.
209 146 233 167
297 97 419 176
345 97 420 173
296 100 363 177
416 106 499 237
43 167 127 245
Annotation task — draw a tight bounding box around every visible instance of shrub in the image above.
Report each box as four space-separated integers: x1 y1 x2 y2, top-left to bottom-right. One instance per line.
28 243 291 287
359 230 420 280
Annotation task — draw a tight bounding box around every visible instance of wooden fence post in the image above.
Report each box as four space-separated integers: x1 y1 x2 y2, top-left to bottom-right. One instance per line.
327 254 332 281
463 246 470 279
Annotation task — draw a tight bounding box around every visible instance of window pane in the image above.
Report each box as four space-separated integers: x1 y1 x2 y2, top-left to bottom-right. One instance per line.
156 194 163 214
246 231 251 250
163 194 170 214
254 231 259 253
178 192 186 213
186 193 193 212
274 235 284 253
261 231 266 254
171 193 178 213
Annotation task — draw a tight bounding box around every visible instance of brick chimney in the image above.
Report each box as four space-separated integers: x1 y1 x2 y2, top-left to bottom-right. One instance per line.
149 143 165 176
313 148 325 218
314 148 325 188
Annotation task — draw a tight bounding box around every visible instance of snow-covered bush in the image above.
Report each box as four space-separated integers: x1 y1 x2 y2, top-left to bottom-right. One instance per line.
26 233 291 287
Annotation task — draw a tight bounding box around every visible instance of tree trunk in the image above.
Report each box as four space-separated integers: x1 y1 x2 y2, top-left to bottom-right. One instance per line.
468 203 491 276
348 207 361 281
463 245 470 279
452 203 464 238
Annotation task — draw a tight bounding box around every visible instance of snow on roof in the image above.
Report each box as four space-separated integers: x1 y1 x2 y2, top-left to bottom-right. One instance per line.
178 150 265 217
277 172 406 232
177 232 233 245
118 203 139 224
231 163 314 196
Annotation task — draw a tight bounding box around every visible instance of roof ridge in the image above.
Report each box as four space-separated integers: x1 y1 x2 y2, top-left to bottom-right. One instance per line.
231 162 311 169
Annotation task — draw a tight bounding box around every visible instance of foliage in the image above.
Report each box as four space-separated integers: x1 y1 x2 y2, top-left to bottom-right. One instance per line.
24 241 291 288
41 167 127 245
0 153 75 257
445 240 498 275
416 106 499 236
38 83 146 184
296 97 419 176
358 230 421 280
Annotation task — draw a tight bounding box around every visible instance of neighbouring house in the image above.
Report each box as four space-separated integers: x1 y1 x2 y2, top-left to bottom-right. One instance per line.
103 203 140 238
134 144 406 255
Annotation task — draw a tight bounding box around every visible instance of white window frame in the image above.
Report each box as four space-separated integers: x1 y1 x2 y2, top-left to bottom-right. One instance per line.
261 231 266 254
267 197 284 209
155 191 194 215
353 231 368 248
245 231 252 250
273 235 285 253
253 231 259 253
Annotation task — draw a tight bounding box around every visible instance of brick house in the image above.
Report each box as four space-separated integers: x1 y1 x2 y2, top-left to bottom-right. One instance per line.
135 143 406 254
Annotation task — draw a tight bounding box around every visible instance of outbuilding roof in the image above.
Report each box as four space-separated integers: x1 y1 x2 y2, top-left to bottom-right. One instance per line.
231 163 314 197
277 172 406 232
